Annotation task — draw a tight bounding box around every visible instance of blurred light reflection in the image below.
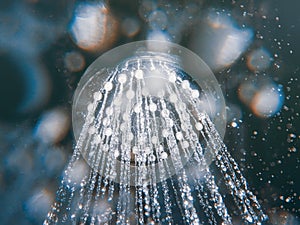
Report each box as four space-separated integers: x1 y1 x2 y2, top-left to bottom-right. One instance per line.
17 58 52 115
64 51 86 72
44 147 66 176
148 9 168 30
63 159 89 187
146 30 171 42
239 79 284 118
121 17 141 38
5 145 33 173
190 10 253 71
247 47 273 72
69 2 119 53
267 208 300 225
25 188 54 221
34 107 70 144
140 0 201 43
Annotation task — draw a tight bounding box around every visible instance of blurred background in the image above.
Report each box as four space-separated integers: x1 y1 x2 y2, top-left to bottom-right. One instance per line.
0 0 299 224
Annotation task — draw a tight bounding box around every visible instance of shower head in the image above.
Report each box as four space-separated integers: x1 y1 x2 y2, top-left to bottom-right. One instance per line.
72 40 226 185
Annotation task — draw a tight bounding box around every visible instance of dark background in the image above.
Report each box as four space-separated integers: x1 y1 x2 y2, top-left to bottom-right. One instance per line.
0 0 299 224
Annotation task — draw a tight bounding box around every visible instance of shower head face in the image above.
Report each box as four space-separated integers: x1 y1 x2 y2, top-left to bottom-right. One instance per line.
72 41 226 186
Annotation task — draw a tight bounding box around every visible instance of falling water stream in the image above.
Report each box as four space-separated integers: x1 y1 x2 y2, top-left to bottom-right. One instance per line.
44 41 267 224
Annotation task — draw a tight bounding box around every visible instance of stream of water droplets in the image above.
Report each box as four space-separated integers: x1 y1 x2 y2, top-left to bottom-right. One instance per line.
44 42 267 224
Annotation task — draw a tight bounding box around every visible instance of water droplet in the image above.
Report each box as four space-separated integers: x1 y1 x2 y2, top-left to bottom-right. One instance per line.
181 80 190 89
195 122 203 131
104 81 113 91
135 69 144 79
126 90 135 99
93 91 102 101
161 152 168 159
149 103 157 112
191 89 199 98
168 71 177 82
118 73 127 84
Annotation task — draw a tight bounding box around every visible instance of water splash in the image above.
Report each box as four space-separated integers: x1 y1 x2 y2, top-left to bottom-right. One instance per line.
45 41 267 224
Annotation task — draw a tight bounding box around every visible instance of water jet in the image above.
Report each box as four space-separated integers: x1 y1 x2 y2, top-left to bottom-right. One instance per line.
45 41 267 224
